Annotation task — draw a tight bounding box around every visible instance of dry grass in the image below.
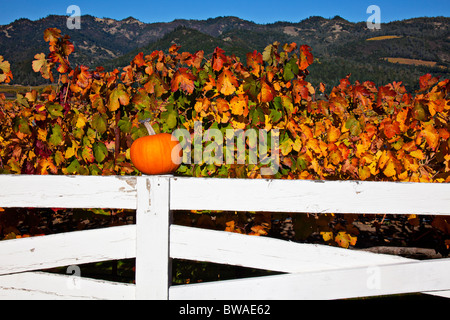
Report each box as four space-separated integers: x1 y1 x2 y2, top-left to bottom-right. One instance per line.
382 57 438 67
366 35 403 41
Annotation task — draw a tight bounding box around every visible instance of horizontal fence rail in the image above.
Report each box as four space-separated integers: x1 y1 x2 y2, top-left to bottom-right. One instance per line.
0 174 449 300
170 177 450 214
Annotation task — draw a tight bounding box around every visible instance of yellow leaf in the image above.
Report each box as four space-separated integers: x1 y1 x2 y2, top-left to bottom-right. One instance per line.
327 126 341 143
293 138 302 152
65 146 77 159
231 120 246 130
264 115 272 131
358 166 371 180
37 128 48 141
398 171 409 180
230 95 248 116
28 150 36 160
217 69 238 96
419 125 440 150
403 155 419 172
320 231 333 242
383 159 397 177
76 114 87 129
377 150 390 169
409 150 425 160
335 231 357 249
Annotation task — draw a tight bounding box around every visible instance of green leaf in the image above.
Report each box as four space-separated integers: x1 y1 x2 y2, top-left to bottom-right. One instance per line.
93 142 108 163
54 151 65 166
132 89 151 110
283 58 299 81
49 124 63 146
118 117 132 133
270 109 282 123
16 94 30 108
14 117 31 135
297 156 307 170
90 208 111 216
345 117 362 136
66 159 80 174
91 114 107 134
47 103 64 118
89 164 102 175
161 108 178 130
280 137 293 156
243 76 260 100
250 106 265 126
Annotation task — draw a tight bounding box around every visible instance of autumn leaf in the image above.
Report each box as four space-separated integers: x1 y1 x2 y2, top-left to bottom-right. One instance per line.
246 50 263 76
75 65 92 88
418 124 440 150
191 50 204 69
327 126 341 143
212 47 227 72
258 77 275 103
298 45 313 70
43 28 61 44
49 124 63 146
383 159 397 177
132 52 145 67
409 150 425 160
383 121 400 139
32 53 53 81
60 35 75 57
217 69 238 95
230 95 248 116
108 85 130 111
320 231 333 242
249 225 268 236
0 56 13 83
171 68 196 94
319 82 326 93
335 231 357 249
358 166 371 180
419 73 439 91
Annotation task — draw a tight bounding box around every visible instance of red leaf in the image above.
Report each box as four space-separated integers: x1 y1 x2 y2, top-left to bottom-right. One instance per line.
75 65 91 88
133 52 145 67
191 50 204 69
299 45 313 70
212 47 227 72
246 50 263 76
171 68 196 94
419 73 439 90
258 77 275 103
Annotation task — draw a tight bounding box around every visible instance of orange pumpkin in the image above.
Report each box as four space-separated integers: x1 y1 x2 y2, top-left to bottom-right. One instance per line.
130 123 182 175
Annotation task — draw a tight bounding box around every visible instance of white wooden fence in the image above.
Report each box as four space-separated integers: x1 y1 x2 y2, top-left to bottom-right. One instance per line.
0 174 449 300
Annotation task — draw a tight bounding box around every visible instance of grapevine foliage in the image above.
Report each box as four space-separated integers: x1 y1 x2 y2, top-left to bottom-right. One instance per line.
0 28 449 249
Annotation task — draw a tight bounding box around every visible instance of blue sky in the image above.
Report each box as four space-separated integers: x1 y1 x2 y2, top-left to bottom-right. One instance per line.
0 0 449 26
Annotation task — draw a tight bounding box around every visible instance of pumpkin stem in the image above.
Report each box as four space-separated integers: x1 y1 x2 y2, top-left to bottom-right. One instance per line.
143 120 156 136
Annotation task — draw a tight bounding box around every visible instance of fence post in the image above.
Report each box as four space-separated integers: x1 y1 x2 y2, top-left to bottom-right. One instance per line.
135 175 171 300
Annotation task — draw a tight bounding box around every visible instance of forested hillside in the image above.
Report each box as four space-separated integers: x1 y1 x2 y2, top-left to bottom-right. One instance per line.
0 15 448 91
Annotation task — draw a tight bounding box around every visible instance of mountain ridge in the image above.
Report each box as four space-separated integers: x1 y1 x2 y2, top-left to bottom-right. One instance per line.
0 14 448 90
